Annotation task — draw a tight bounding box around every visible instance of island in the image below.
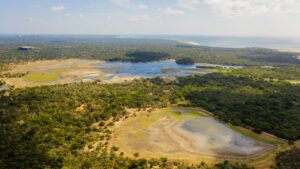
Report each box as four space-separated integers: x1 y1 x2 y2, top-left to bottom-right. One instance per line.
175 57 195 65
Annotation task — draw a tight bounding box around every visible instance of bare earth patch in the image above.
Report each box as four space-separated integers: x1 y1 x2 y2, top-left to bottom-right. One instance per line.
0 59 142 87
76 104 85 112
1 59 104 87
103 76 141 83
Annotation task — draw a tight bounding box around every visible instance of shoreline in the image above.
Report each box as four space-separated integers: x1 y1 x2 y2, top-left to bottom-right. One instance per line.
178 41 201 46
278 49 300 53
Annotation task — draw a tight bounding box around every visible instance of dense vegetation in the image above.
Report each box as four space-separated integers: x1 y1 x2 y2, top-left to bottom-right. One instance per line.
0 79 256 169
0 80 171 168
1 72 299 168
177 74 300 140
1 35 299 72
0 72 28 78
110 51 170 62
0 80 4 86
276 148 300 169
175 57 195 65
227 66 300 81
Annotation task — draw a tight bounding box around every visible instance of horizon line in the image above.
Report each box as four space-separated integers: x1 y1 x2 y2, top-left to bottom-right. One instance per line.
1 33 300 39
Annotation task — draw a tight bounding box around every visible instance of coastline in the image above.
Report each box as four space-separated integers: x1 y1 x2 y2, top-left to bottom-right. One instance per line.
178 41 201 46
278 49 300 53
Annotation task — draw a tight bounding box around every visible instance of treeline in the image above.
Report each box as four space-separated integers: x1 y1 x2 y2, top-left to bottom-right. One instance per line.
228 66 300 81
1 36 300 72
176 57 195 65
109 51 170 62
0 72 28 78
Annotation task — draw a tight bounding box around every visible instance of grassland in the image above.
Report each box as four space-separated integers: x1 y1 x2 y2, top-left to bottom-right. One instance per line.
23 69 64 82
0 59 107 87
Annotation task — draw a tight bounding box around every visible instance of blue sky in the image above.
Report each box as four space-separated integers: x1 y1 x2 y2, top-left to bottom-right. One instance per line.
1 0 300 37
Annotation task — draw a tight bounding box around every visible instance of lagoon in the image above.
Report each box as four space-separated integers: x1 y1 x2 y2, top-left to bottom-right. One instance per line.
95 61 238 79
5 59 240 87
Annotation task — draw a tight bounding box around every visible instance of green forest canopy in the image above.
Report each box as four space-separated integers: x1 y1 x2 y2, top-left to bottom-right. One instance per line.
1 36 300 72
1 73 300 168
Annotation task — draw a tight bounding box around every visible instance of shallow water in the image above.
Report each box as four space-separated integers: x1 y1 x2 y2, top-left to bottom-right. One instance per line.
23 60 241 84
169 108 266 156
95 61 238 79
114 108 270 158
181 117 264 155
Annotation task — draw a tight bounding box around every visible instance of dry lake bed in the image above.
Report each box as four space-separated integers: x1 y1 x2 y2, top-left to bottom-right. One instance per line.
110 107 287 167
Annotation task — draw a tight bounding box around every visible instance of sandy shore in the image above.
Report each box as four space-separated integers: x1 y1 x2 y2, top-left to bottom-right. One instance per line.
7 59 103 73
103 76 141 83
278 49 300 53
179 41 201 46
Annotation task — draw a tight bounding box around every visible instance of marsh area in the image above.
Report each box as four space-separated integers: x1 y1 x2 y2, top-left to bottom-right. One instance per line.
1 59 237 87
111 107 275 164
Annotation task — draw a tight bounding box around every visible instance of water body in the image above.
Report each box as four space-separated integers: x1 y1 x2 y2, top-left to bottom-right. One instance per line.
116 35 300 50
182 118 264 156
113 108 271 159
171 108 267 156
95 61 238 79
19 60 240 86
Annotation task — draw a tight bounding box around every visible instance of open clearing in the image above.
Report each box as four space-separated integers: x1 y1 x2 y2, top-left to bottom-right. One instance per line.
0 59 139 87
1 59 105 87
110 107 291 168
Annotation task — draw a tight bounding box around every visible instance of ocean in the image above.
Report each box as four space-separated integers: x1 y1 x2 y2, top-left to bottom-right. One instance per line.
2 34 300 51
116 35 300 51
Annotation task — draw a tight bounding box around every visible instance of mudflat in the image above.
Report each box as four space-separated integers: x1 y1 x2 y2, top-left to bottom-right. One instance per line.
1 59 105 87
110 107 279 166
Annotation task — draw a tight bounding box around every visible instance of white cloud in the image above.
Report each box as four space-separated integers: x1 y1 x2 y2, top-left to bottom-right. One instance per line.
164 7 185 15
79 14 84 18
110 0 131 7
178 0 200 10
50 5 66 12
106 15 112 21
138 4 148 9
130 15 153 22
204 0 300 16
110 0 148 9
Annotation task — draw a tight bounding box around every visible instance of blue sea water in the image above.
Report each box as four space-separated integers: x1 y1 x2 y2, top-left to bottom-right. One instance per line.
2 34 300 50
116 35 300 51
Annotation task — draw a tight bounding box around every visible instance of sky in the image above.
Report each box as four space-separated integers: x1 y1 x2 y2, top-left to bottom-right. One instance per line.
1 0 300 37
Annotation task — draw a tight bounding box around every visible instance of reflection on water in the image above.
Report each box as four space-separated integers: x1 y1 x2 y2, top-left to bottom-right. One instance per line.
95 61 238 79
181 118 264 155
25 60 241 84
